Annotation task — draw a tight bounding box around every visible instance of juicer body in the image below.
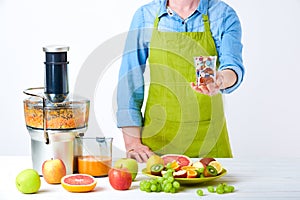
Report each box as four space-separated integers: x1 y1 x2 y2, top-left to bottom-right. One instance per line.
28 128 83 175
23 45 90 176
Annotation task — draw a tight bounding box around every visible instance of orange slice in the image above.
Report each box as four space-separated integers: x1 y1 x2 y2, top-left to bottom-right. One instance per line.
181 166 197 171
61 174 97 193
187 170 197 178
170 160 181 171
208 161 223 174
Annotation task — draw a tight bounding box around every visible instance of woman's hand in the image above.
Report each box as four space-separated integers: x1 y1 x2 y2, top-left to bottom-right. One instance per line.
126 143 154 163
122 127 154 163
191 71 224 96
190 69 237 96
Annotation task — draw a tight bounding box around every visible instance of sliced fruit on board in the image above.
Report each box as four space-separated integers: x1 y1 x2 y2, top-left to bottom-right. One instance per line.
161 154 192 168
150 164 164 176
208 161 223 174
61 174 97 193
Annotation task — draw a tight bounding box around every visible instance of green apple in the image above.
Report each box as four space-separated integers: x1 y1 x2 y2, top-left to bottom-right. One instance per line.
114 158 138 181
16 169 41 194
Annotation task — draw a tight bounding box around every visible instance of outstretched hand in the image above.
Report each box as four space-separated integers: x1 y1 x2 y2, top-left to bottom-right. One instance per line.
190 71 224 96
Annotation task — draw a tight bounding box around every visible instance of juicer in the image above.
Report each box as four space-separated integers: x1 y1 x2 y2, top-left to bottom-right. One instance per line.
23 45 90 175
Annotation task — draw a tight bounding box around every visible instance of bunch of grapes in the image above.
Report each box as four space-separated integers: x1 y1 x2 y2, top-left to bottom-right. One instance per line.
196 183 235 196
211 183 235 194
139 169 180 193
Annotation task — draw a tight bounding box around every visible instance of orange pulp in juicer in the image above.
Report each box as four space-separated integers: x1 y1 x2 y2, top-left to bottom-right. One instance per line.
78 156 112 177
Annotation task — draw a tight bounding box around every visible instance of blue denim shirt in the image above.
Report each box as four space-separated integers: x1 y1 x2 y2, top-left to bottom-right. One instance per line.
117 0 244 127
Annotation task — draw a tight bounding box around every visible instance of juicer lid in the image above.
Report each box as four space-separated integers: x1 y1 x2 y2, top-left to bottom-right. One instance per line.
23 87 90 106
43 45 69 53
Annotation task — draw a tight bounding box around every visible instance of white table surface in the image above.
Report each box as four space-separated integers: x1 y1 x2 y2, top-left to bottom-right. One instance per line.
1 156 300 200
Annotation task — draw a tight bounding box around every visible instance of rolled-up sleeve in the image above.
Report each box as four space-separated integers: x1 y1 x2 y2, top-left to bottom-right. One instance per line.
218 6 245 94
117 8 148 127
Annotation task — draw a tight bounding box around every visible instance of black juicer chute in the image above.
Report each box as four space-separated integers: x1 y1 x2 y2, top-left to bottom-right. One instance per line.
44 45 69 103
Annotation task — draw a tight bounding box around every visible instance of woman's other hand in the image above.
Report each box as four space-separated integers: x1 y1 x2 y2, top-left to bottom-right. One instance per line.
122 127 154 163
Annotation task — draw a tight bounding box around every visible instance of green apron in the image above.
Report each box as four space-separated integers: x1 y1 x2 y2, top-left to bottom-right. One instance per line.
141 11 233 158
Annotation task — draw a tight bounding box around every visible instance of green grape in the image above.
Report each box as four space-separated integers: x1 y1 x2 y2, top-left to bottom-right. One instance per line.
196 189 204 196
162 179 168 186
139 185 145 191
198 167 204 173
157 177 164 183
216 187 224 194
145 188 151 193
167 176 174 183
140 180 149 191
145 181 151 190
224 185 234 193
173 181 180 189
156 184 162 192
207 186 215 193
150 179 157 185
170 187 177 193
163 172 172 179
166 162 172 169
216 183 224 190
229 185 235 192
164 182 172 193
140 180 147 185
222 182 228 187
150 184 157 192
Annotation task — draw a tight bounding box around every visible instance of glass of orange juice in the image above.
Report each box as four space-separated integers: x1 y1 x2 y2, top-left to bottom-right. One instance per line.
77 137 113 177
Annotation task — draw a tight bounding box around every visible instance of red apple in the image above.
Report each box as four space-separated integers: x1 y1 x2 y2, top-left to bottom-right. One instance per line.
42 158 66 184
108 167 132 190
199 158 216 167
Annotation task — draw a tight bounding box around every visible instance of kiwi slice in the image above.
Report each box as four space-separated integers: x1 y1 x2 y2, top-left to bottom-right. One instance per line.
150 164 164 176
203 165 218 177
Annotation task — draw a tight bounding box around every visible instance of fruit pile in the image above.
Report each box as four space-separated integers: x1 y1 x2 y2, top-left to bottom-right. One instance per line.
149 154 223 179
15 158 98 194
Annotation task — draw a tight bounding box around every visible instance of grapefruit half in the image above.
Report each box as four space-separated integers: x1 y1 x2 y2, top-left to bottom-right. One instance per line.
61 174 97 193
161 154 192 168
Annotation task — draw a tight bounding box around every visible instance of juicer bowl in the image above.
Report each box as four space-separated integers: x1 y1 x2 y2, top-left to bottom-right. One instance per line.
23 95 90 130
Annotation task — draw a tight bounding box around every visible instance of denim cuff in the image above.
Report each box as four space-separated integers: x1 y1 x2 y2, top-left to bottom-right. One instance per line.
219 65 244 94
117 109 143 128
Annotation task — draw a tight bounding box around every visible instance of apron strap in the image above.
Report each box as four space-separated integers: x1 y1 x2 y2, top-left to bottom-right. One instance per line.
153 15 160 29
202 14 211 32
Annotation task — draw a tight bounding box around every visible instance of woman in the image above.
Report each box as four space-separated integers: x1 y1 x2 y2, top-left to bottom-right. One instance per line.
117 0 244 162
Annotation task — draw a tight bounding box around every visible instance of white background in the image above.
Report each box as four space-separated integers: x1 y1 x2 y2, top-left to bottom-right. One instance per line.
0 0 299 158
